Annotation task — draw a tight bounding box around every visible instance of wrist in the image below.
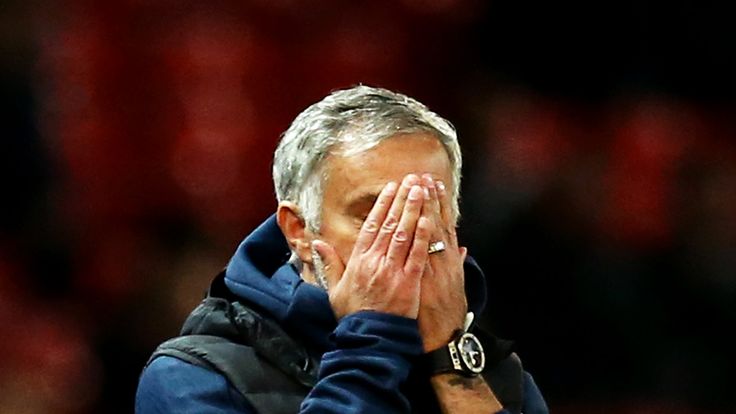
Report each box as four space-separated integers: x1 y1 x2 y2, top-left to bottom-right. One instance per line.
419 312 467 353
422 330 458 353
421 329 486 377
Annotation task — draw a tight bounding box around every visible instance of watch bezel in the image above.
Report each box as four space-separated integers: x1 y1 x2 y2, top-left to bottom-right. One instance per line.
457 332 485 374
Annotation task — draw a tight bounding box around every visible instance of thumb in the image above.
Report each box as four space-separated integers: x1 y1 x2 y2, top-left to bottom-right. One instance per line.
311 239 344 291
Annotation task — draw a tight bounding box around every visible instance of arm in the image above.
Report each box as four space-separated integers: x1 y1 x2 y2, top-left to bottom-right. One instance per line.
300 312 424 413
434 370 549 414
418 175 509 413
431 374 507 414
136 314 424 414
307 176 433 412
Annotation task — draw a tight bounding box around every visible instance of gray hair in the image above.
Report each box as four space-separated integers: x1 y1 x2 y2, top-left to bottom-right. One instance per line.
273 85 462 233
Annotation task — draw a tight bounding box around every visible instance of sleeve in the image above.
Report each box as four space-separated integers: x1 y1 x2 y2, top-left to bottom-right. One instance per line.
137 311 424 414
299 311 424 414
521 371 549 414
135 356 256 414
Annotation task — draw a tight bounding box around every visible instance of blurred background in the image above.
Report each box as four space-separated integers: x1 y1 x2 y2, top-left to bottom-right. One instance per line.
2 0 735 413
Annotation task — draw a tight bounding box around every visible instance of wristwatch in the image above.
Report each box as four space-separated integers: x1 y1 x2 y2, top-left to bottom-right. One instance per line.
424 329 486 377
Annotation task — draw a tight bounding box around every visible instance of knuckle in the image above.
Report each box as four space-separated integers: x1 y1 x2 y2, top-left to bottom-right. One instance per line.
381 216 398 232
392 230 408 243
404 262 422 276
361 256 381 275
362 262 377 276
414 231 430 244
362 218 379 233
415 223 430 238
383 255 398 270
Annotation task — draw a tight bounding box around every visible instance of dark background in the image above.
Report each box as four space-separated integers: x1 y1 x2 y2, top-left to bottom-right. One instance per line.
2 1 735 413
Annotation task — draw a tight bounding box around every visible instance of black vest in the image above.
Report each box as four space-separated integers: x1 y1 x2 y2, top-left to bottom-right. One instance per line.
146 274 525 413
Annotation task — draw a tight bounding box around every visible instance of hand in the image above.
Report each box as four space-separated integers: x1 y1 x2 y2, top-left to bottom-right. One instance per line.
312 174 434 320
417 174 468 352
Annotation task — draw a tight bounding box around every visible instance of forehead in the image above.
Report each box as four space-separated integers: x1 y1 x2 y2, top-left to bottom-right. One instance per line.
323 133 452 200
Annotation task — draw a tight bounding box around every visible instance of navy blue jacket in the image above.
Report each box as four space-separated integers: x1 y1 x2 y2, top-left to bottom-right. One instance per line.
136 215 548 413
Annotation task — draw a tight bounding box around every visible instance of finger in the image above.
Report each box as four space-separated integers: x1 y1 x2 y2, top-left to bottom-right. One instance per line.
435 179 459 249
353 181 398 254
403 216 433 280
385 185 425 266
421 174 448 249
421 174 441 219
436 180 452 226
370 174 420 254
311 239 345 291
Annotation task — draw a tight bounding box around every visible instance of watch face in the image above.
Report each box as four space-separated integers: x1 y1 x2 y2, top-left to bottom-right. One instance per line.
458 333 485 374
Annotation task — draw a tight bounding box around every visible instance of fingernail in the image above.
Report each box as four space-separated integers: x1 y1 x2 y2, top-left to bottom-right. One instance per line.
408 185 423 200
423 187 430 200
402 175 412 188
437 181 445 192
385 181 398 194
403 174 419 188
424 174 435 188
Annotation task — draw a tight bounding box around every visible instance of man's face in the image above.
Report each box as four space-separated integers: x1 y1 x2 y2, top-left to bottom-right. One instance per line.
316 132 454 266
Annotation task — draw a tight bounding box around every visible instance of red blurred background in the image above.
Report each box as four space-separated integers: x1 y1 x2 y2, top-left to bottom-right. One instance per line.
2 1 735 413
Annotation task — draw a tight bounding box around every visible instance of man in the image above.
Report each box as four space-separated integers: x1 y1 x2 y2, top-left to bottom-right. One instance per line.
136 85 548 413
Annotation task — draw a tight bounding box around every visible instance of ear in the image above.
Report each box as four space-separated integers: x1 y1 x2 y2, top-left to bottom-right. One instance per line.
276 201 314 265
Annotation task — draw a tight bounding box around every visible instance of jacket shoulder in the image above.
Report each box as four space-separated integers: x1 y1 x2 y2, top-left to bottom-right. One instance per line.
136 355 254 413
139 335 311 414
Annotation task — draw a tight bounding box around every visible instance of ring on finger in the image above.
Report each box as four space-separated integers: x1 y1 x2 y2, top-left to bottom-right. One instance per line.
427 240 446 255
